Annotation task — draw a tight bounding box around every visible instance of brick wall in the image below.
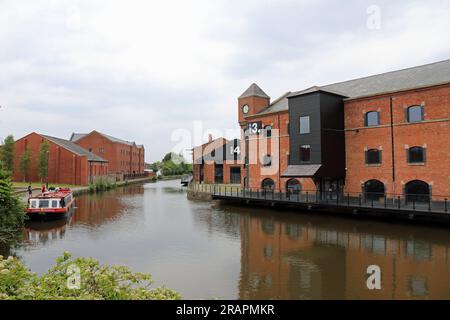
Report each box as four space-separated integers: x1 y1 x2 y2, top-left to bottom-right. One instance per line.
74 131 145 174
344 84 450 197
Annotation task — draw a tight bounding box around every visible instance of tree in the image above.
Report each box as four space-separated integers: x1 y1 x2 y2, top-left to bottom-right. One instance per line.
0 135 15 174
150 161 162 172
0 252 181 300
37 140 50 183
19 148 31 182
162 152 173 163
0 164 25 233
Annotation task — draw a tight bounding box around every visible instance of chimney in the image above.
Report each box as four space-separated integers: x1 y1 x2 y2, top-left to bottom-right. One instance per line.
208 134 213 143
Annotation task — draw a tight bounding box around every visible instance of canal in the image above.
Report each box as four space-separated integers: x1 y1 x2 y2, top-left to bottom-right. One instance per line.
5 180 450 299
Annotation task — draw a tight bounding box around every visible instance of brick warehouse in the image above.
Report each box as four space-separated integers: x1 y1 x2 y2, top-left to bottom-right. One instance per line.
193 135 241 184
70 130 145 175
195 59 450 201
13 132 108 185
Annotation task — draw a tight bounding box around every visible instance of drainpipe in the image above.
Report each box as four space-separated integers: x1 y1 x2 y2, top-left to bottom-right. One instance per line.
278 113 281 192
390 96 396 196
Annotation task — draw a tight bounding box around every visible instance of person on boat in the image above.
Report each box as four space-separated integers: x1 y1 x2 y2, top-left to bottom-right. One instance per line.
27 185 33 198
41 185 46 193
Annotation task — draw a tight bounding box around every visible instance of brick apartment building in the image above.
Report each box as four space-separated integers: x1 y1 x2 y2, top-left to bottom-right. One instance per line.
13 132 108 185
194 59 450 201
70 130 145 175
193 135 241 184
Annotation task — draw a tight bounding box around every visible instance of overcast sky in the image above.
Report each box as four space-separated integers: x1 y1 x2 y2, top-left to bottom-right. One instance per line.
0 0 449 162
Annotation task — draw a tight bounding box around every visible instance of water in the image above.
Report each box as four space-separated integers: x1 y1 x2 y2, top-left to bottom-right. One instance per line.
6 180 450 299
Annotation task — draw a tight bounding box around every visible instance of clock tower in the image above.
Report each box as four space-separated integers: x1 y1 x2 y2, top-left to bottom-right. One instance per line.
238 83 270 125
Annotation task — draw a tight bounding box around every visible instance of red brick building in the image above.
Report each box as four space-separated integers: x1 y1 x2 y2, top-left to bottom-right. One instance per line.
235 59 450 200
13 132 108 185
70 130 145 175
193 135 241 184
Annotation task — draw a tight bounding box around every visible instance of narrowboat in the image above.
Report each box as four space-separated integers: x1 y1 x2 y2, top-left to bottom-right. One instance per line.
27 188 75 220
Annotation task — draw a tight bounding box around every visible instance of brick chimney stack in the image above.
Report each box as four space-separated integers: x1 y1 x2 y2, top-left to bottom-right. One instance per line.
208 134 213 143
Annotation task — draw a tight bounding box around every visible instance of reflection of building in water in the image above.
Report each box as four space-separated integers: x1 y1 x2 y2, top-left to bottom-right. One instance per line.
239 213 450 299
73 186 143 226
22 186 145 244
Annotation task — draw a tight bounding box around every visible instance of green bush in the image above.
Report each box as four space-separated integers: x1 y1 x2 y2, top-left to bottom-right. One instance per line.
89 178 117 193
0 165 25 241
0 252 181 300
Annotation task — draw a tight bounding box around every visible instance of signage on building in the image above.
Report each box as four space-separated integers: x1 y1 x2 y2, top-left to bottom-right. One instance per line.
247 121 262 135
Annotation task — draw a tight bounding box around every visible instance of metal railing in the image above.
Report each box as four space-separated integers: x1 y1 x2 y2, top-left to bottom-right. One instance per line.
205 186 449 214
123 173 150 180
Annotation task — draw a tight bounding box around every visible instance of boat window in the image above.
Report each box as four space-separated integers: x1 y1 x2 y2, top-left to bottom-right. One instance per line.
51 200 59 208
30 200 37 208
38 200 50 208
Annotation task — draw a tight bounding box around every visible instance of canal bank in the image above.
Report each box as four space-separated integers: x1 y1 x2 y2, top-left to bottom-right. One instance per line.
187 183 450 227
17 176 156 203
6 179 450 299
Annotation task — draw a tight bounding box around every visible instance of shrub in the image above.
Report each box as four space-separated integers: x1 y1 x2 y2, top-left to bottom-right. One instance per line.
0 252 181 300
0 165 25 241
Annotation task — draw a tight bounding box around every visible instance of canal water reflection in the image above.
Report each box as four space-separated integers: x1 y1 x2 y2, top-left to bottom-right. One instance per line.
8 180 450 299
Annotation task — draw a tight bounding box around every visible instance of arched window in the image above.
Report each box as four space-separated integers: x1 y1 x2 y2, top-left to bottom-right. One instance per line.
407 146 426 163
405 180 430 203
364 180 385 200
262 154 272 167
365 111 379 126
365 149 381 164
264 125 272 138
407 106 424 122
261 178 275 191
286 179 301 195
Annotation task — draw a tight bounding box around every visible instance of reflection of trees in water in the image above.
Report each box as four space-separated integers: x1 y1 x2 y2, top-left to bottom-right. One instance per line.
233 204 450 299
162 187 186 194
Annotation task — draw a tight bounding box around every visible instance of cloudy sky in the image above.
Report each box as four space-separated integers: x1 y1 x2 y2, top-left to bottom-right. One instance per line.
0 0 449 162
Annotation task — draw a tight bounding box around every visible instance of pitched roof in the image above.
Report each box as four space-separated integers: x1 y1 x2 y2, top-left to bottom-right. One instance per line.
70 131 139 147
256 59 450 115
70 133 86 142
248 92 291 117
41 134 108 162
239 83 270 99
289 59 450 99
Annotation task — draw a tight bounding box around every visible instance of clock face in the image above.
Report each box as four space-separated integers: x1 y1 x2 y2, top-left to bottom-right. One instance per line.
242 104 249 114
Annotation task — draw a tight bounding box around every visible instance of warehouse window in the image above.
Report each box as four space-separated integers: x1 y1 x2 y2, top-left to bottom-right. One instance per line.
299 116 310 134
365 111 379 126
407 146 426 163
262 155 272 167
365 149 381 164
407 106 424 122
300 145 311 162
264 125 272 138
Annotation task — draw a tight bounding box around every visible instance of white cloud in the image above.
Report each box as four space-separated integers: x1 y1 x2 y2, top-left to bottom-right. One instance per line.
0 0 448 161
